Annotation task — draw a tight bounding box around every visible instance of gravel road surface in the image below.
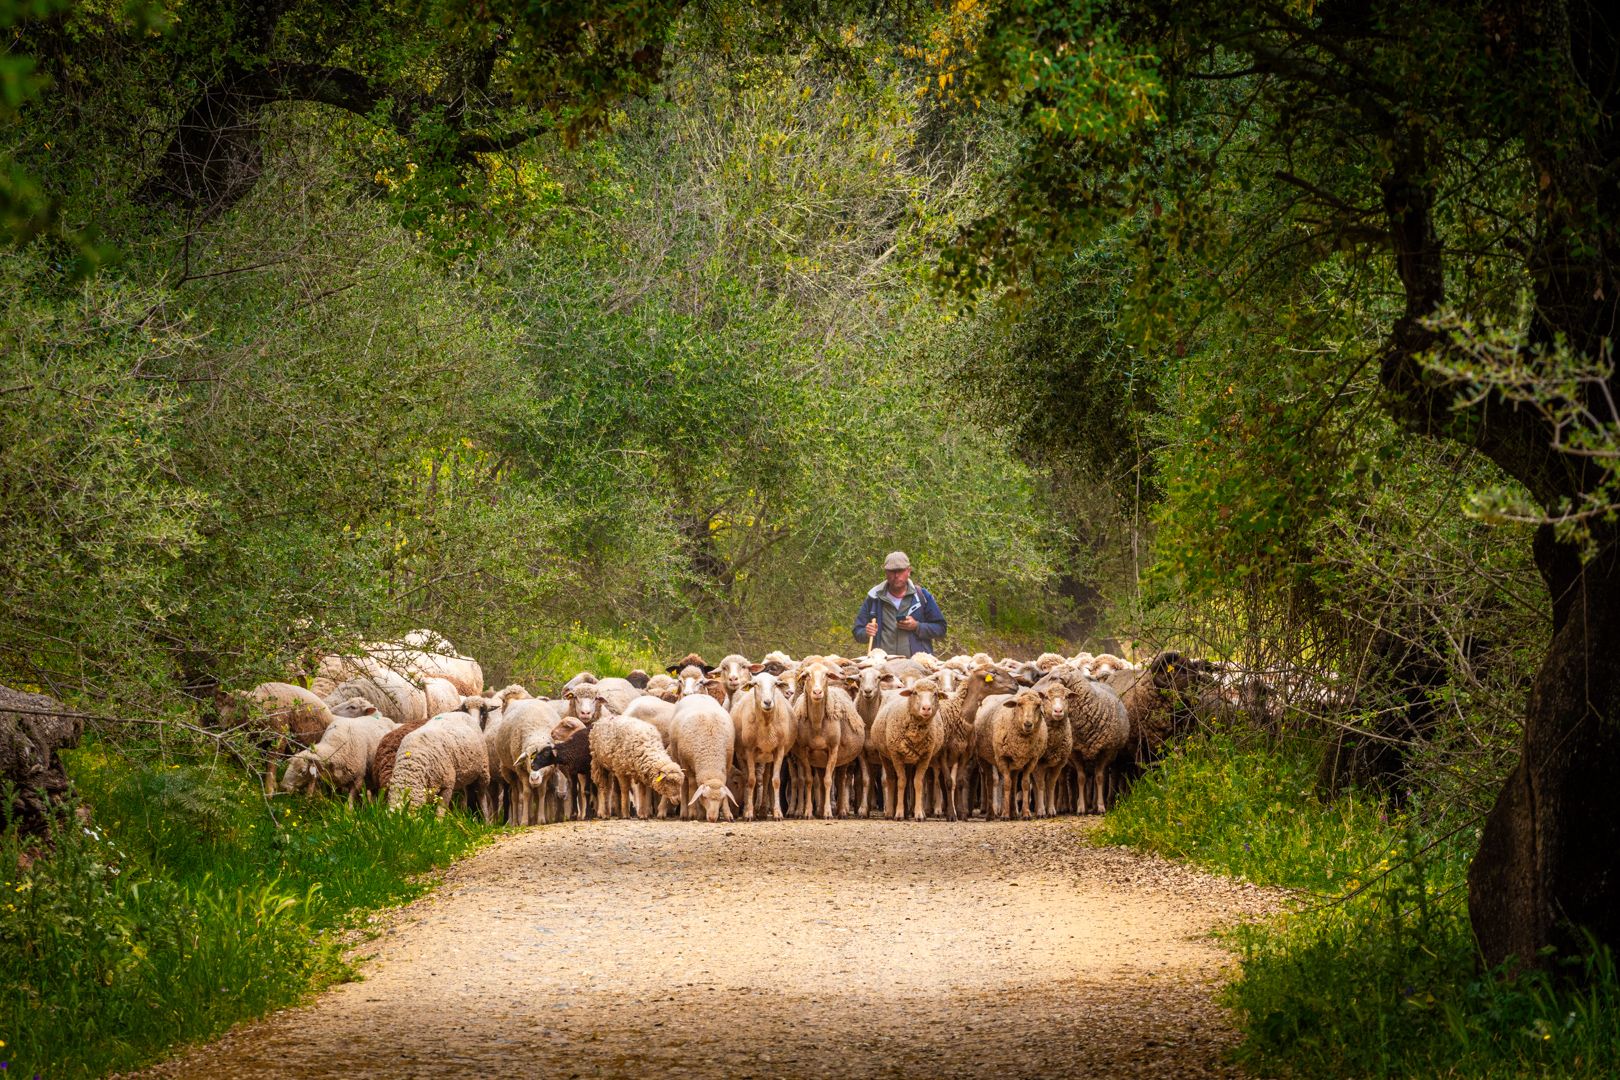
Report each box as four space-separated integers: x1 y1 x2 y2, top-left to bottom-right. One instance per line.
145 818 1281 1078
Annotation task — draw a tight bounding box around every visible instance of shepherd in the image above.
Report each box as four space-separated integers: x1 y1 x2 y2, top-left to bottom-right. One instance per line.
852 551 946 658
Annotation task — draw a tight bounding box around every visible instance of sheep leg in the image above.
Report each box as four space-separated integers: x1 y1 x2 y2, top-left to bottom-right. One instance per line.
801 763 817 819
741 749 758 821
823 761 837 820
891 761 909 820
913 757 933 822
769 751 785 820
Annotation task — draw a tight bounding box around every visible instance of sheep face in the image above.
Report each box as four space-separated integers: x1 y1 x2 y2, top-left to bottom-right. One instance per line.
688 780 738 822
971 664 1022 697
1039 684 1070 724
899 679 940 722
800 663 845 704
717 656 750 696
673 664 711 700
1001 691 1044 736
550 716 587 743
279 753 321 794
329 697 379 719
936 667 961 695
460 695 501 730
527 743 560 786
746 671 784 714
565 686 602 723
651 765 686 802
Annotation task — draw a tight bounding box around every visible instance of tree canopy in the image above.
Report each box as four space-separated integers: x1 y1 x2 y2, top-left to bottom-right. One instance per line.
4 0 1617 981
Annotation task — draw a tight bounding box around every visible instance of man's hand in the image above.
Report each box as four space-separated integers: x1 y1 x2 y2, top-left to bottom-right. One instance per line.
865 618 878 639
898 615 919 631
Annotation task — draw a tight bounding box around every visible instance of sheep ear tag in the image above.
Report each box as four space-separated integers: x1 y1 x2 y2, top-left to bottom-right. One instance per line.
654 773 664 783
984 674 993 683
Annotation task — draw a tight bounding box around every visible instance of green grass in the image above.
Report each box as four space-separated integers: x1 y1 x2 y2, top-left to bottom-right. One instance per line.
517 624 664 688
1100 732 1620 1077
0 741 497 1078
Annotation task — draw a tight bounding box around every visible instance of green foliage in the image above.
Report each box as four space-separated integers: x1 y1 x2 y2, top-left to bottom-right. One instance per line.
517 625 665 687
1102 732 1620 1077
0 741 494 1078
1101 732 1396 892
479 45 1068 652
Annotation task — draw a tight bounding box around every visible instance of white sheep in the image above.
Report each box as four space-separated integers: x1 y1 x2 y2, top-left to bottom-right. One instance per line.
622 695 677 747
321 657 427 724
713 653 752 702
974 688 1050 820
587 713 685 819
668 694 738 822
874 677 944 821
424 676 463 718
790 659 865 819
279 711 399 805
216 681 336 795
933 664 1022 820
643 672 680 702
484 697 564 826
386 710 490 817
1053 671 1131 814
562 681 615 726
731 666 795 820
591 676 643 715
1029 678 1074 817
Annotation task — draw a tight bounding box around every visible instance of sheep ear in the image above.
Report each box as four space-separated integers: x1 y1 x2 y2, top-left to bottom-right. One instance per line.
721 785 739 807
563 689 577 700
1001 700 1017 709
899 688 914 697
749 663 764 674
688 783 709 806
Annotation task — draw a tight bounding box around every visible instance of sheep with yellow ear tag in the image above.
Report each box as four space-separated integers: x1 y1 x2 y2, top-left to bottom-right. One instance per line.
588 713 685 819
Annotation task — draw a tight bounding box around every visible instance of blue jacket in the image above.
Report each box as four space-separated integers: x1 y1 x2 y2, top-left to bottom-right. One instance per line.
852 582 946 657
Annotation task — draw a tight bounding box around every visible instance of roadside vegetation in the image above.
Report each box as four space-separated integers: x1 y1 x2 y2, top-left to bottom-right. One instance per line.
1104 732 1619 1077
1 737 494 1078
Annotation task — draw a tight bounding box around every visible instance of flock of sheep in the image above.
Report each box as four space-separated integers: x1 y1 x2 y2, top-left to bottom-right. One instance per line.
219 631 1239 824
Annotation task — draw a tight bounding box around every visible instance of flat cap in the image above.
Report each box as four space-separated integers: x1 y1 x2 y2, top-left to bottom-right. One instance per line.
883 551 911 570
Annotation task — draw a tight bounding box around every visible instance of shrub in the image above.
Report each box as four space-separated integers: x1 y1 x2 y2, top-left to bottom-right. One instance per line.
1101 731 1620 1077
0 744 494 1078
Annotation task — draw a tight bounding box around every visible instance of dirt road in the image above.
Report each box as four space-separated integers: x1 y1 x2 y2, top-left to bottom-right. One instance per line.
149 819 1279 1078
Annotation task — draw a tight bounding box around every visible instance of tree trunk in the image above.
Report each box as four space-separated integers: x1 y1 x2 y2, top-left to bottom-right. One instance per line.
0 685 83 836
1469 527 1620 971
